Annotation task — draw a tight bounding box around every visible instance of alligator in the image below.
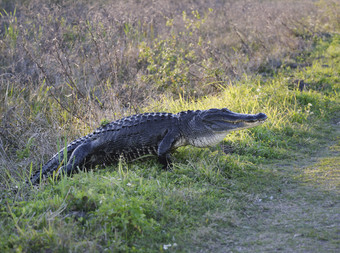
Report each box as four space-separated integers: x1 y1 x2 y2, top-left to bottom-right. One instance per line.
29 108 267 185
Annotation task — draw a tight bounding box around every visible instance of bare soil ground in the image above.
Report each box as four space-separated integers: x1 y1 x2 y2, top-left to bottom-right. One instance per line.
188 121 340 253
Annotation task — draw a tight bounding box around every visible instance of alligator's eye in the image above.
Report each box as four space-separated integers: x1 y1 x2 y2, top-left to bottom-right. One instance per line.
222 108 231 112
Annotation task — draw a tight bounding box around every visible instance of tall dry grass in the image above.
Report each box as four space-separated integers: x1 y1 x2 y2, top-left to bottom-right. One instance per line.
0 0 339 183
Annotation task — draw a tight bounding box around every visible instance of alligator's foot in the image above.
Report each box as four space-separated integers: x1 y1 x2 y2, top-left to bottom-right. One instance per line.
161 163 173 171
159 153 172 171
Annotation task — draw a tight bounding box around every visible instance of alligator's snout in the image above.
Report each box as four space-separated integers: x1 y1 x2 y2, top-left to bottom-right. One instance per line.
244 112 267 122
243 112 267 124
256 113 267 121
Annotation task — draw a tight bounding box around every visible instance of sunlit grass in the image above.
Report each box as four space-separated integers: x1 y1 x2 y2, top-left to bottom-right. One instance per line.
303 140 340 192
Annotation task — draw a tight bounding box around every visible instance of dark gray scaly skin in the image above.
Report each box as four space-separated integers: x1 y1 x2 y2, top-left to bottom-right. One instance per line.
29 108 267 185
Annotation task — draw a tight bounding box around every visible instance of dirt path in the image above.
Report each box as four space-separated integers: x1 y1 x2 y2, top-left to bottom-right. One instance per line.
190 123 340 252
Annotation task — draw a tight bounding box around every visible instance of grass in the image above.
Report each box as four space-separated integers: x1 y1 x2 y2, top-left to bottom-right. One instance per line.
1 0 340 252
302 138 340 192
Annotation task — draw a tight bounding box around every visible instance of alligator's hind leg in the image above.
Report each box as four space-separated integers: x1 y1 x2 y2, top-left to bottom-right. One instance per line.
58 142 93 176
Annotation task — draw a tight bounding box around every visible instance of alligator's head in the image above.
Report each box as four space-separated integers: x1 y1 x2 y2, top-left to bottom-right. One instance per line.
199 108 267 132
180 108 267 147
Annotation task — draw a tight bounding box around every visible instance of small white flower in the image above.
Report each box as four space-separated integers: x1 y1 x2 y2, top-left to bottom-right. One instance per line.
308 103 312 107
126 183 132 187
163 244 172 250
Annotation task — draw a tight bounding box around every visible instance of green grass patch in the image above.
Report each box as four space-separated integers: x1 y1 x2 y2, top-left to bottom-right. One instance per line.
302 138 340 192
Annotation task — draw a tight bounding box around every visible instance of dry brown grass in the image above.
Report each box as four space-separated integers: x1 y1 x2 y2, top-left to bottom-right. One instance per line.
0 0 339 183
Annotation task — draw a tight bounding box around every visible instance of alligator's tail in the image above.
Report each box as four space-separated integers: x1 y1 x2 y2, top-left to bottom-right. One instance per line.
28 149 66 185
28 139 82 185
27 130 97 185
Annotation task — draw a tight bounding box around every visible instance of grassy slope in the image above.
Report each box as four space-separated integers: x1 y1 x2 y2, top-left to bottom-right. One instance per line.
1 34 339 252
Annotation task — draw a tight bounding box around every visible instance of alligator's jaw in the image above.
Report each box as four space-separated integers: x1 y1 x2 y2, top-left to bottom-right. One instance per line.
185 108 267 147
230 114 267 130
201 108 267 131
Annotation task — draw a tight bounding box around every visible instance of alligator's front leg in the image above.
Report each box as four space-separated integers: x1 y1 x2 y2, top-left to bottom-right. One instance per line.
157 130 179 170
